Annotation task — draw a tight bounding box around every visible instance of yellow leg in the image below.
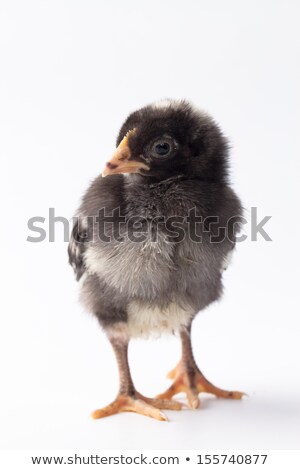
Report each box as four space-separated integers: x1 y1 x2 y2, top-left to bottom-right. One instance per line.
157 324 246 409
92 334 182 421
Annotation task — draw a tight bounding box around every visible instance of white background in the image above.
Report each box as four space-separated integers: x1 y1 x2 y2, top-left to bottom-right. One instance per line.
1 0 300 451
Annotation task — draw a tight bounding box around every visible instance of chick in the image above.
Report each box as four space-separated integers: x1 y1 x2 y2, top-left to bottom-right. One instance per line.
68 99 244 421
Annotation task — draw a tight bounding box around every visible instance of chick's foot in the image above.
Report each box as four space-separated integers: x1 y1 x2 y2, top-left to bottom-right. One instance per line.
91 392 182 421
157 361 245 409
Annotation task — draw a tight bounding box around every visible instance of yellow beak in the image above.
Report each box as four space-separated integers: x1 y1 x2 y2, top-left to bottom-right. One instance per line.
102 129 150 177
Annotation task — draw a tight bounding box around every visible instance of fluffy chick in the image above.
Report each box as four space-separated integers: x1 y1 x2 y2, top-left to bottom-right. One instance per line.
68 99 244 421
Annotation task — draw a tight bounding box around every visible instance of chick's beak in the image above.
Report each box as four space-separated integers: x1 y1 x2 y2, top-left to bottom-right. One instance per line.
102 130 150 177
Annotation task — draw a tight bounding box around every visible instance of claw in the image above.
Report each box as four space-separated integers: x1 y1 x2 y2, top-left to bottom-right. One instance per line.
92 393 182 421
158 361 245 409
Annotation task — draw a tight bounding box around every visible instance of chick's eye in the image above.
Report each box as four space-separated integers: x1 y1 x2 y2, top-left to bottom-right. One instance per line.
152 142 171 156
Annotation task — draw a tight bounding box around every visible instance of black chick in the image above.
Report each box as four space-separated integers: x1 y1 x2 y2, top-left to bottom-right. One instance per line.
68 99 244 421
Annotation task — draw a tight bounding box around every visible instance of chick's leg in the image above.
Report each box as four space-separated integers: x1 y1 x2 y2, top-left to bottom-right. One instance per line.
92 334 182 421
157 323 245 409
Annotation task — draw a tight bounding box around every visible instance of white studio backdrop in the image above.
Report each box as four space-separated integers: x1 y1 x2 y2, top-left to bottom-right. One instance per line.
0 0 299 450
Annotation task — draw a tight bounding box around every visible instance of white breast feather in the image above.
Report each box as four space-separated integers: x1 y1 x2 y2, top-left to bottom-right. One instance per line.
127 300 194 338
83 232 174 297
